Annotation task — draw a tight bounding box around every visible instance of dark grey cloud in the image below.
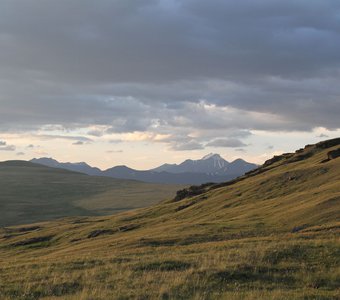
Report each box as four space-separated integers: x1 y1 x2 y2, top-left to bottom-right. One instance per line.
87 130 104 137
72 141 84 145
1 0 339 82
171 140 204 151
0 141 15 151
206 138 247 148
0 0 339 142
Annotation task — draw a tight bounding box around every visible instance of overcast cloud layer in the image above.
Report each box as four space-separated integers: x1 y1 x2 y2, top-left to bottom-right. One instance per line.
0 0 339 151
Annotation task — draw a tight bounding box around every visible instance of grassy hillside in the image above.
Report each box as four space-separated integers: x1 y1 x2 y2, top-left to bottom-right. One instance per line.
0 140 339 299
0 161 183 227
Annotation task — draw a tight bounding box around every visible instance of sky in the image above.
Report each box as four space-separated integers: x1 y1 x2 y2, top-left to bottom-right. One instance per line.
0 0 339 170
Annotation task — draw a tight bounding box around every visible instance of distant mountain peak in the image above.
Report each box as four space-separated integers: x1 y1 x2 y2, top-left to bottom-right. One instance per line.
31 157 58 163
30 157 102 176
202 153 222 160
113 165 133 170
231 158 246 163
74 162 88 166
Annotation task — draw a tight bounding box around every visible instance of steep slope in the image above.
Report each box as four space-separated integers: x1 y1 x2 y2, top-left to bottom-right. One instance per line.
0 161 183 226
0 139 339 299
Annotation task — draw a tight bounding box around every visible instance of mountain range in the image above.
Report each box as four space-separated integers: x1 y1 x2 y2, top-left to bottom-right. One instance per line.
31 154 257 185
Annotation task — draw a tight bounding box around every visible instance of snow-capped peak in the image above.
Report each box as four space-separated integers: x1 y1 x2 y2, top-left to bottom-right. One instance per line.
202 153 221 160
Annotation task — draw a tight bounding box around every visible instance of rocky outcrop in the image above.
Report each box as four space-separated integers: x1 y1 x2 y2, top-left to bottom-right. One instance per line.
316 138 340 149
263 153 294 168
11 235 54 247
327 148 340 160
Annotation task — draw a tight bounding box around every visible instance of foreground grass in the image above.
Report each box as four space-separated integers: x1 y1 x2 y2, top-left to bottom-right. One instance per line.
0 140 339 299
1 231 339 299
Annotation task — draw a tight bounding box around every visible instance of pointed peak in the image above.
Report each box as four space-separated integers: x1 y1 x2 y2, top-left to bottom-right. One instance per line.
201 153 222 160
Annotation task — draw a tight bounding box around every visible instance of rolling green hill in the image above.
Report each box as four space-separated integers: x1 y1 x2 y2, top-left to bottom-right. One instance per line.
0 161 183 227
0 139 339 299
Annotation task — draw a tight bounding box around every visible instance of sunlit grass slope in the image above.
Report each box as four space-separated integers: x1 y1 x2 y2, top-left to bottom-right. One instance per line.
0 139 339 299
0 161 183 226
